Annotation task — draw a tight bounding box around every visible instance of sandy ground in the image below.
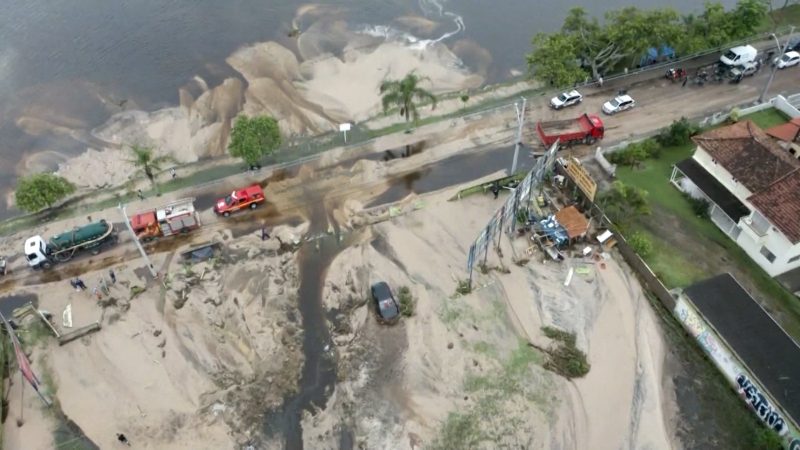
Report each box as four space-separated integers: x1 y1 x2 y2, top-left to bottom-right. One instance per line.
2 223 309 449
294 189 676 449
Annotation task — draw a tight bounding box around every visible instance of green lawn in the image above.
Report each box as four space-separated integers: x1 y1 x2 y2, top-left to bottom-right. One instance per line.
741 108 790 129
616 140 800 340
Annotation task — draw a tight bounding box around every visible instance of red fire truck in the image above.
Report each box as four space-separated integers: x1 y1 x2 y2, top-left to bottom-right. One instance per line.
129 198 202 241
213 184 265 217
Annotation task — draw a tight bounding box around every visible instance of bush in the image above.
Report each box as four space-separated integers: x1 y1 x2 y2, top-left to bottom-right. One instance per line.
628 232 653 257
15 173 76 213
540 326 590 379
656 117 700 147
398 286 415 317
607 139 658 167
685 195 710 218
455 280 472 295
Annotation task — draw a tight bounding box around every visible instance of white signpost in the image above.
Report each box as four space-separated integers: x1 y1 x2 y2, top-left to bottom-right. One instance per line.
339 123 352 143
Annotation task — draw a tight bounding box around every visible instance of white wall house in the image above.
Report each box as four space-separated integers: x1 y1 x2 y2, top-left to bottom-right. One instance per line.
670 120 800 292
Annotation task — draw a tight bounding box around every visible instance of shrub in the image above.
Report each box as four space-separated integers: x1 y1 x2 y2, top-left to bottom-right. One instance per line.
685 195 710 218
398 286 415 317
656 117 700 147
628 232 653 257
540 326 590 379
455 280 472 295
729 107 741 123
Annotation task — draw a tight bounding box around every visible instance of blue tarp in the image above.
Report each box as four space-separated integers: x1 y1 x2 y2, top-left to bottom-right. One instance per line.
536 215 569 247
640 45 676 66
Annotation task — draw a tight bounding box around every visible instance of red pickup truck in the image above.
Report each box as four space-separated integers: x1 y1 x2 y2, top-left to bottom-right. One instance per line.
213 184 265 217
536 113 605 147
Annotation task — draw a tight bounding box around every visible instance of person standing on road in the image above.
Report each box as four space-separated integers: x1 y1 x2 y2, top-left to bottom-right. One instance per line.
597 75 604 88
682 76 688 88
170 167 176 179
491 182 500 199
75 278 87 291
137 189 144 200
109 269 117 284
116 433 131 446
70 279 79 291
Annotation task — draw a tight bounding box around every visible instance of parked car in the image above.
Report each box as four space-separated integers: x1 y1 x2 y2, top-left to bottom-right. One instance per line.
720 45 758 67
602 94 635 115
775 51 800 69
213 184 265 217
370 282 400 323
549 90 583 109
728 62 759 80
787 37 800 53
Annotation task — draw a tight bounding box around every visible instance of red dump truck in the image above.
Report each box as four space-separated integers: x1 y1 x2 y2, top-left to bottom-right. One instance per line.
536 113 605 147
129 198 201 242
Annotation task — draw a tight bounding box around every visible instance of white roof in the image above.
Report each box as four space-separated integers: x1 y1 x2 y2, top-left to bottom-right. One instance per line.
156 199 196 221
614 94 633 102
784 51 800 58
566 89 581 96
24 235 44 251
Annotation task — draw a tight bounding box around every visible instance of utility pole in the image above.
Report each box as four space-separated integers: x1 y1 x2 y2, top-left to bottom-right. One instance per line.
510 97 527 175
118 203 158 279
758 26 794 104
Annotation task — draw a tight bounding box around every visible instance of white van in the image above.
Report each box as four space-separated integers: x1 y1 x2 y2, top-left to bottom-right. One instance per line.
720 45 758 66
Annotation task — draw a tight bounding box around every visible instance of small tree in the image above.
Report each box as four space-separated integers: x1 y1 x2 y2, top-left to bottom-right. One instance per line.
628 232 653 257
228 115 282 167
380 71 437 128
599 180 650 230
656 117 700 147
128 145 170 192
15 173 75 213
460 94 470 109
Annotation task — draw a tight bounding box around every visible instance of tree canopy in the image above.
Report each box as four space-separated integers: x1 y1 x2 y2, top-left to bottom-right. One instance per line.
228 115 282 166
598 180 650 230
15 173 76 213
527 0 769 86
380 72 437 124
128 144 169 186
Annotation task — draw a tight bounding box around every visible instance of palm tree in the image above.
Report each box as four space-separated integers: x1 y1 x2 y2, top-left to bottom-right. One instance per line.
380 71 437 130
128 145 169 193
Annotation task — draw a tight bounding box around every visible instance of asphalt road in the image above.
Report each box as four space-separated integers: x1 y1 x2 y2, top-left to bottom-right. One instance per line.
0 59 798 288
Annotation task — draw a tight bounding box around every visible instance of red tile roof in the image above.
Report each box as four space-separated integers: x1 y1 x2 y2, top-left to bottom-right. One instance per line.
766 117 800 143
748 169 800 244
692 120 800 193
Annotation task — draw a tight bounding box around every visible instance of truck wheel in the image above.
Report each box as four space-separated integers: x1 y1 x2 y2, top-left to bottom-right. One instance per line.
584 136 597 145
223 211 231 217
250 202 258 210
41 261 52 270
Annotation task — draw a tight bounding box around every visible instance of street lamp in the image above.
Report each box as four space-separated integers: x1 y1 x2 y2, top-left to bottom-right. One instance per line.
118 203 159 279
510 97 527 175
758 26 795 104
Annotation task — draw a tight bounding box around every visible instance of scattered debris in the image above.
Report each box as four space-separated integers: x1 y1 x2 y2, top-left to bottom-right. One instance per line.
62 304 73 328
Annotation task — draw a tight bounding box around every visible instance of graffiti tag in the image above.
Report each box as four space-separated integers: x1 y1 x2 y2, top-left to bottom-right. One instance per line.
736 374 787 435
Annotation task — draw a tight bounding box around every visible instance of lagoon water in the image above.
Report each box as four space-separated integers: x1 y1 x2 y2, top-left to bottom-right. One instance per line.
0 0 739 219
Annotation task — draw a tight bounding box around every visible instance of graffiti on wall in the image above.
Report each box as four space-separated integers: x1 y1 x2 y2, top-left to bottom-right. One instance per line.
736 374 787 435
674 298 722 360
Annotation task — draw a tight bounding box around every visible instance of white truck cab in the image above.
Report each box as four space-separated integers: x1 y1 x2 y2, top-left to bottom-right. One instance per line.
24 236 50 268
720 45 758 67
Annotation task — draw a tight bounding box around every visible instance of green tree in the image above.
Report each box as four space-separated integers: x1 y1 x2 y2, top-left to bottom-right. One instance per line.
379 71 437 128
733 0 769 35
599 180 651 229
15 173 76 213
128 145 169 191
228 115 282 167
526 32 586 86
628 232 653 256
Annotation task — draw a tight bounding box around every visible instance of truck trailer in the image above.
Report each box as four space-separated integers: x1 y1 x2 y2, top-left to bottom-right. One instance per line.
24 220 118 269
536 113 605 147
129 199 201 242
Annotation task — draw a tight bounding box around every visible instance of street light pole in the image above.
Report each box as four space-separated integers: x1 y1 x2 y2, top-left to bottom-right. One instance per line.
118 203 158 279
758 26 795 104
510 97 527 175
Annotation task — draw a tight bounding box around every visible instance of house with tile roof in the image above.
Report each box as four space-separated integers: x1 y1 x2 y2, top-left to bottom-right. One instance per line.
669 120 800 293
766 117 800 159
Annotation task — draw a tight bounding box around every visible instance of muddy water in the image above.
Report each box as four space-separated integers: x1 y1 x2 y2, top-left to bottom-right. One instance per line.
0 292 38 317
264 210 349 448
366 144 530 207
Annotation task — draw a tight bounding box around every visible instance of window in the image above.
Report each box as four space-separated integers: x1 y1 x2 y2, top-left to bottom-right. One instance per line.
789 254 800 264
760 246 776 263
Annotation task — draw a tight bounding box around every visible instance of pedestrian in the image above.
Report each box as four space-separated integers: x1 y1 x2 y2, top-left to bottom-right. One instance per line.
137 189 144 200
116 433 130 446
682 76 688 88
597 75 603 88
92 287 102 300
100 278 110 295
170 167 176 179
491 181 500 199
75 278 87 291
261 226 270 241
109 269 117 284
69 279 78 291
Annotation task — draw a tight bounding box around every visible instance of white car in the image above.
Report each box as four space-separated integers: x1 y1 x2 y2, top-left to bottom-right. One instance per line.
602 94 635 115
774 51 800 69
550 90 583 109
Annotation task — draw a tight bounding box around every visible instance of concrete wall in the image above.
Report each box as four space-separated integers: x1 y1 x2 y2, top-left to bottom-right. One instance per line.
735 218 800 277
673 295 800 449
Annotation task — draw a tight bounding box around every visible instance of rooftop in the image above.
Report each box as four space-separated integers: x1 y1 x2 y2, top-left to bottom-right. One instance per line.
554 205 589 239
683 273 800 426
766 117 800 143
675 158 749 221
692 120 800 193
748 169 800 244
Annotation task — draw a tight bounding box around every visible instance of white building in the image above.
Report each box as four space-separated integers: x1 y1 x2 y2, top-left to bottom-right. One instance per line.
670 120 800 294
